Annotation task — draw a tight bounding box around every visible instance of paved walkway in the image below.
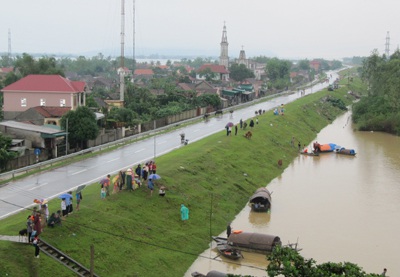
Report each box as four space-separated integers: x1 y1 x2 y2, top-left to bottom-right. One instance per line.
0 235 26 243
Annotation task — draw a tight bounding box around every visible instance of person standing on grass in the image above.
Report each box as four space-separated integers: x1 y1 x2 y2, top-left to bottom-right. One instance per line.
67 191 73 214
142 163 149 181
135 164 142 180
76 191 82 211
104 175 111 196
61 198 67 217
27 215 33 243
100 187 106 199
32 235 40 258
118 170 125 191
180 204 189 221
33 212 41 236
148 178 154 196
235 124 238 135
240 119 243 129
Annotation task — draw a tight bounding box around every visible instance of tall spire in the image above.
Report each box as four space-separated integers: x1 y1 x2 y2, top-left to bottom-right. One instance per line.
219 22 229 69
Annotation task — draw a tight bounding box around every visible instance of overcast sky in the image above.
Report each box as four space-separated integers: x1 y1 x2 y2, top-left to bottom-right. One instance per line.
1 0 399 61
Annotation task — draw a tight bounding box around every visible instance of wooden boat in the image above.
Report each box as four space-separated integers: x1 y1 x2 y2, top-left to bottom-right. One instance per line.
213 231 281 254
249 187 272 212
300 151 319 156
216 243 243 260
335 148 356 156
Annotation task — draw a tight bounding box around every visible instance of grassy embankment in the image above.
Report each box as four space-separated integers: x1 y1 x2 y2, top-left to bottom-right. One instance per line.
0 86 357 277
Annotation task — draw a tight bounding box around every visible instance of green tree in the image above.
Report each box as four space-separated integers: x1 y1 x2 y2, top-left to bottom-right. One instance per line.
60 106 99 149
0 135 17 171
108 107 136 125
265 58 292 82
266 246 380 277
297 59 310 71
198 67 216 81
229 63 255 82
14 53 65 77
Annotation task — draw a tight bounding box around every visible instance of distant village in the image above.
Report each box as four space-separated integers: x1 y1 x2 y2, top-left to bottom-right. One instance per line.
0 23 341 171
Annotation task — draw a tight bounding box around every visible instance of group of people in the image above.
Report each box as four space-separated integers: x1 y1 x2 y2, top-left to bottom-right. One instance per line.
25 199 67 258
273 104 285 115
99 160 162 198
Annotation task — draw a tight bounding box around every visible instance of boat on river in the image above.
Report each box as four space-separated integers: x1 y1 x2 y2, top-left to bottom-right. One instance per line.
216 243 243 260
313 142 337 153
212 231 281 254
249 187 272 212
335 147 356 156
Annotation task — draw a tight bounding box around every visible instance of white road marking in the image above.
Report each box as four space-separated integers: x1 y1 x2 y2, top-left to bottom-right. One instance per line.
135 148 146 153
71 169 87 175
157 141 167 145
106 158 119 163
28 183 48 191
193 129 200 133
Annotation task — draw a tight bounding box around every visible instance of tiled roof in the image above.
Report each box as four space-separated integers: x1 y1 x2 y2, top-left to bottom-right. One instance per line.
1 74 85 93
157 65 169 69
0 67 13 73
134 69 154 75
177 83 195 91
33 106 71 118
198 64 229 74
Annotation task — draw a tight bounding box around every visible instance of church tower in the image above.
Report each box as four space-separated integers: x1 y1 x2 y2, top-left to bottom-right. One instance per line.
219 22 229 69
238 46 248 67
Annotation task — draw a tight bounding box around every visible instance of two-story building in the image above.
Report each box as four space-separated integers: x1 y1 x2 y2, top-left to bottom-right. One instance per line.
1 74 86 120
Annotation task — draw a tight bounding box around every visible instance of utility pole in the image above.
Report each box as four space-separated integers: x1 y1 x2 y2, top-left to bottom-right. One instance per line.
132 0 136 71
65 118 69 155
8 28 12 66
119 0 125 103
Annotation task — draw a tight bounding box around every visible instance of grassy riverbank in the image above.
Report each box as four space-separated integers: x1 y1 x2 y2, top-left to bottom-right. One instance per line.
0 87 357 277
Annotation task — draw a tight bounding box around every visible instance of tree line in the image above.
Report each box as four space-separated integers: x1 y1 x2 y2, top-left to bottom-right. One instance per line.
353 49 400 135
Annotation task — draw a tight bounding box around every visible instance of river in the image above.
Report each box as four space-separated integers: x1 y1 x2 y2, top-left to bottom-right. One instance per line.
184 110 400 277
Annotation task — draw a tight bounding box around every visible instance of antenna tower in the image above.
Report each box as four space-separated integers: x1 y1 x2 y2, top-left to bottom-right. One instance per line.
119 0 125 102
385 31 390 58
8 28 12 65
132 0 136 71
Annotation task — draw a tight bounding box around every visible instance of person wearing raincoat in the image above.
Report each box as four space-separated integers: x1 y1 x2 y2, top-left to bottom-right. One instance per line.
125 168 133 191
180 204 189 221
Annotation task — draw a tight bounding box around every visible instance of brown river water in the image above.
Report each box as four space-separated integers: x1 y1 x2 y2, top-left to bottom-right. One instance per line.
185 111 400 277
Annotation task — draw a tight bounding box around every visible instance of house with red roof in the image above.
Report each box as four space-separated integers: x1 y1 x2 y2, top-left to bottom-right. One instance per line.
133 69 154 79
309 60 321 71
15 106 72 126
196 64 229 81
1 74 86 120
0 67 15 80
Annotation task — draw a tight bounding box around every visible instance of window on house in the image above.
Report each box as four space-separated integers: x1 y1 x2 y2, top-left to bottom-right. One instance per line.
21 98 27 107
40 99 46 106
60 99 66 107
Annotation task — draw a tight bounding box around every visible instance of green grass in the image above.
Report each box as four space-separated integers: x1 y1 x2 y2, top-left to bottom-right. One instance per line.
0 86 357 277
0 240 75 277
